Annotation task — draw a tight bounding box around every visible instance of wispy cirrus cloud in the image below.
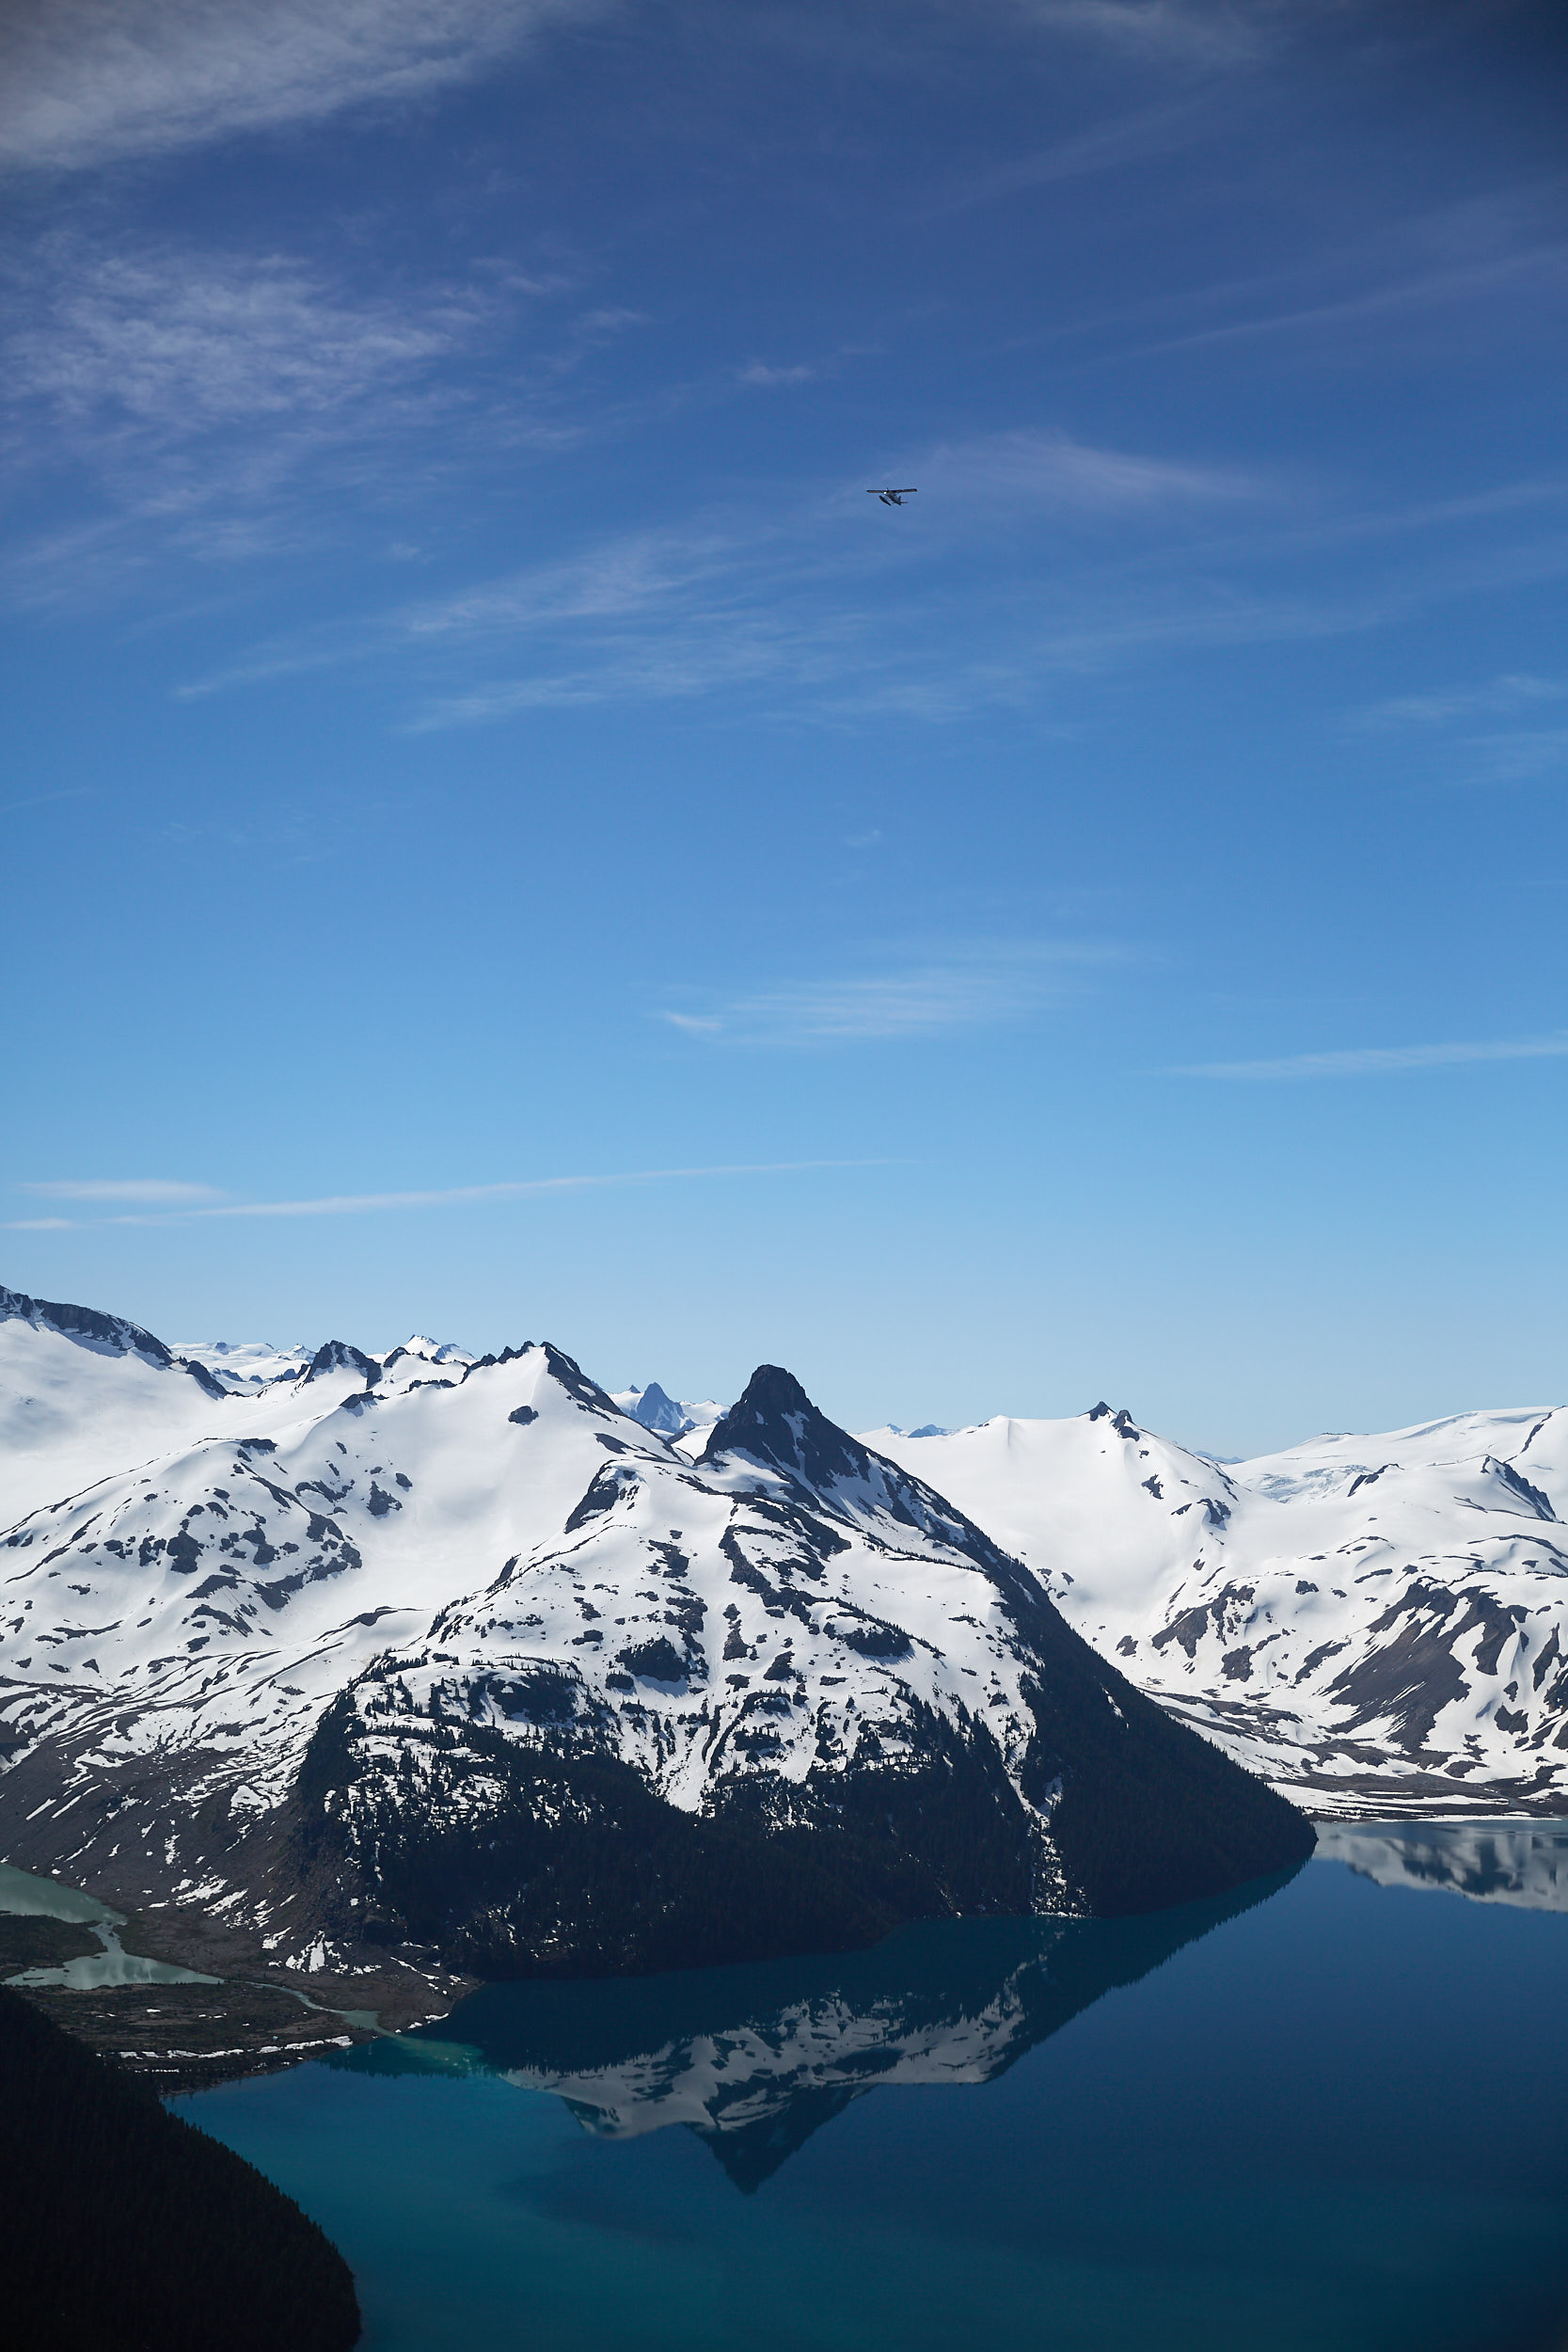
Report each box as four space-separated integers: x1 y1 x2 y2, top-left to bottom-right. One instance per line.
1351 672 1568 786
1172 1034 1568 1080
916 427 1261 514
397 424 1256 628
0 0 600 176
1029 183 1568 387
736 361 817 388
0 787 94 818
401 530 744 639
9 244 459 430
933 87 1236 219
1358 674 1567 728
22 1178 226 1203
1122 238 1568 363
1013 1 1278 67
659 942 1117 1046
1458 729 1568 785
157 440 1568 736
168 422 1272 723
0 231 581 600
3 1159 892 1231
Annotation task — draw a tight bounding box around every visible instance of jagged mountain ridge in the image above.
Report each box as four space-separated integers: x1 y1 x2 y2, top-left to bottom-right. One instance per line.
0 1289 1308 1978
866 1404 1568 1815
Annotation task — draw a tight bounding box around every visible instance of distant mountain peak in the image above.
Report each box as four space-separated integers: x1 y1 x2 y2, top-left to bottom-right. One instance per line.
611 1382 725 1440
301 1340 378 1386
1087 1401 1141 1439
394 1334 472 1365
626 1380 688 1436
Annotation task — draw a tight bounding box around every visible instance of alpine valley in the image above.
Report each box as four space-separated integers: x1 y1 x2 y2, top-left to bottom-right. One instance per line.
0 1285 1308 1989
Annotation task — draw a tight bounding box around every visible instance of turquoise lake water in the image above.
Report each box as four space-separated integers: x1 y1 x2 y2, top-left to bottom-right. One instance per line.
0 1860 219 1988
176 1823 1568 2352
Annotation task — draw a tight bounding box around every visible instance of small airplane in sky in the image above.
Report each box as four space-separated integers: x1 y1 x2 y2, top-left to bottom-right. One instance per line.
868 486 917 506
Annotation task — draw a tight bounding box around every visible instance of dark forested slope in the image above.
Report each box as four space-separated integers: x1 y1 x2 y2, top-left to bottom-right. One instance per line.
0 1987 359 2352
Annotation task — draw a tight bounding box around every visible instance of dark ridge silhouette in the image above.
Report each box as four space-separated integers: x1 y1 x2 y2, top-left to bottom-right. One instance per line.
0 1986 360 2352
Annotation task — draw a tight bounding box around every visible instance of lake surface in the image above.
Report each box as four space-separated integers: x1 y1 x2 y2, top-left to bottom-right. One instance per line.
177 1823 1568 2352
0 1860 219 1988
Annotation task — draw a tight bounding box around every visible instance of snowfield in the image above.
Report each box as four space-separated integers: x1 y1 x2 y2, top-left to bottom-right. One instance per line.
865 1404 1568 1814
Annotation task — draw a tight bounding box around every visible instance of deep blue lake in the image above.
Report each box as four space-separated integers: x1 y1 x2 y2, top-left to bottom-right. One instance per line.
177 1823 1568 2352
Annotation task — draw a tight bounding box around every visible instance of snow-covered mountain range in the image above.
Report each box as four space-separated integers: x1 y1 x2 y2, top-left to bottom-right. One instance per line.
864 1405 1568 1815
0 1287 1307 1979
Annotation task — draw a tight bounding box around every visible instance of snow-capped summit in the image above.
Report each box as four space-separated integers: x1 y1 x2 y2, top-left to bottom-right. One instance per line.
386 1335 474 1368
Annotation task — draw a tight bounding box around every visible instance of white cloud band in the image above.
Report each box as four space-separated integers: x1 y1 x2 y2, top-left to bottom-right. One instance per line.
0 0 597 175
4 1158 895 1230
1173 1034 1568 1080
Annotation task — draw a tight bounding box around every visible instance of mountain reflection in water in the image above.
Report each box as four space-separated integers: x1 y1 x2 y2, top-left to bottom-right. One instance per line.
1315 1818 1568 1913
335 1868 1301 2189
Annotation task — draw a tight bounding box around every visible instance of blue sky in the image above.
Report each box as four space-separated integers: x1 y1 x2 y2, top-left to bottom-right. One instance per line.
3 0 1566 1454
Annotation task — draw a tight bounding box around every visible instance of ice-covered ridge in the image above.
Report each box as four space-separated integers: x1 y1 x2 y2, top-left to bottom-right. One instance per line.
865 1403 1568 1814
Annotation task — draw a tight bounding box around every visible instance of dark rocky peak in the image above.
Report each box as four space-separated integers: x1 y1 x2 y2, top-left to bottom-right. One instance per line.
301 1340 378 1387
703 1366 1024 1578
0 1283 174 1368
627 1382 689 1437
701 1366 864 1490
1086 1401 1140 1440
